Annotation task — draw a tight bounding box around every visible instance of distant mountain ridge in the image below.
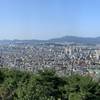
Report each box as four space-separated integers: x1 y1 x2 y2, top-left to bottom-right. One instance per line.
49 36 100 44
0 36 100 45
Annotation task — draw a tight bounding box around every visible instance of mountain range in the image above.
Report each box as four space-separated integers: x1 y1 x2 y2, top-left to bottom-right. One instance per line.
0 36 100 45
49 36 100 44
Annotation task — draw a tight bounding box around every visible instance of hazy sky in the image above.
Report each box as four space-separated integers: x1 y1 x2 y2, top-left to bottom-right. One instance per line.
0 0 100 40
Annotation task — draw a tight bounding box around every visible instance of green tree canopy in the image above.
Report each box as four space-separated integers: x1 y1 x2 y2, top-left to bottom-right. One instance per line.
0 68 99 100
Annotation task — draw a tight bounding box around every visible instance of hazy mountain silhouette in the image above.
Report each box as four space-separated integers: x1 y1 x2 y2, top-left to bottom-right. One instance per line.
0 36 100 45
49 36 100 44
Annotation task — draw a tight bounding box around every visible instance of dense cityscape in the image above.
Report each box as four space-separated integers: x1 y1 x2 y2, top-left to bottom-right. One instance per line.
0 0 100 99
0 40 99 99
0 41 100 79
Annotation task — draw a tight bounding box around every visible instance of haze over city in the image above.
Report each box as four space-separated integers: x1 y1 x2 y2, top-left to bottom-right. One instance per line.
0 0 100 40
1 1 100 99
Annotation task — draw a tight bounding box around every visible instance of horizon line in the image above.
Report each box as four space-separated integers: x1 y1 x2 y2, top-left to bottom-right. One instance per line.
0 35 99 41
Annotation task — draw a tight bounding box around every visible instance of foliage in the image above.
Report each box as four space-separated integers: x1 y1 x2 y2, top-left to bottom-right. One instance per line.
0 68 99 100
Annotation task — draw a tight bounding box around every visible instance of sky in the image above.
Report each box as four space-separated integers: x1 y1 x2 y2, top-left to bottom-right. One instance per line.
0 0 100 40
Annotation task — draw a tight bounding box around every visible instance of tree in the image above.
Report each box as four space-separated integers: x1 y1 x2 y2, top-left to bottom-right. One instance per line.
0 68 100 100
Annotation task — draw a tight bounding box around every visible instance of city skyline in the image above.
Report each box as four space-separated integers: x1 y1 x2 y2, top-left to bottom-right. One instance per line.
0 0 100 40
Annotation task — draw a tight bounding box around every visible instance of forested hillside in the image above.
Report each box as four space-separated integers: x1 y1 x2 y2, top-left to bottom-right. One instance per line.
0 68 100 100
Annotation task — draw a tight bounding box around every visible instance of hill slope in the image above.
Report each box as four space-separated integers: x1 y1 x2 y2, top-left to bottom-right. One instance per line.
50 36 100 44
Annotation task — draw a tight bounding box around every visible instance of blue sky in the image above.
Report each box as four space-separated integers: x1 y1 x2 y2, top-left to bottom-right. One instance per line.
0 0 100 40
